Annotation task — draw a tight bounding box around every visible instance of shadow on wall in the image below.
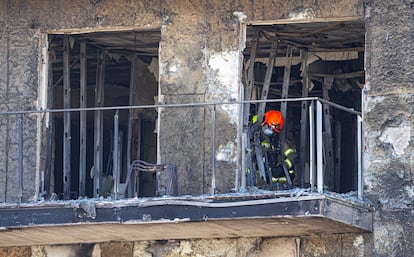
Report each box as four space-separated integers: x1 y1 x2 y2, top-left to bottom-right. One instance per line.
43 244 98 257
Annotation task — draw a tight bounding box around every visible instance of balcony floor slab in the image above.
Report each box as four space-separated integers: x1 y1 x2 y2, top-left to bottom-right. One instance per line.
0 192 372 246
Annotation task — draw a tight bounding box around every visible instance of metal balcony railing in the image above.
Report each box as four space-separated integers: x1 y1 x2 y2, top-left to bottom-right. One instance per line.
0 97 363 202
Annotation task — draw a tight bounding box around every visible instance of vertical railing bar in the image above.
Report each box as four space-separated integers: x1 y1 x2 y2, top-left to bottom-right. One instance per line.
357 115 363 200
18 114 23 202
113 110 119 200
40 171 44 196
127 55 136 198
63 35 71 200
240 133 247 191
211 104 216 194
299 50 310 189
134 118 142 198
334 120 342 192
234 101 241 192
309 101 315 192
237 100 243 192
316 101 324 193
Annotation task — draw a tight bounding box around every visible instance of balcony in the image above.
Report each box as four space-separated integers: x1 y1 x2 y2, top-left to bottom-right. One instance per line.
0 98 372 246
0 192 371 247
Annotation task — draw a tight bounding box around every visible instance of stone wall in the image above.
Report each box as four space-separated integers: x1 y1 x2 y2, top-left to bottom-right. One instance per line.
363 0 414 256
4 0 410 256
0 234 370 257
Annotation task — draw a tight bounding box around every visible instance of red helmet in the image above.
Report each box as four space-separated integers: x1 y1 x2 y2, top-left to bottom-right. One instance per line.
261 110 284 133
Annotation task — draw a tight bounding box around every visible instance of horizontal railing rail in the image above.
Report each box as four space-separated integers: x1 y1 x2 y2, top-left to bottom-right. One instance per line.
0 97 361 115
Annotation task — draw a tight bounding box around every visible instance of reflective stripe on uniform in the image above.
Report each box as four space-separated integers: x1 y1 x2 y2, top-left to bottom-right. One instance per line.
252 115 258 124
272 177 287 183
284 148 296 157
261 141 271 149
284 158 293 169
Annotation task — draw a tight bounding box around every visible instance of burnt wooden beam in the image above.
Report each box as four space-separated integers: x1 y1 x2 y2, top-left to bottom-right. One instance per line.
243 29 259 188
79 41 87 197
299 50 310 188
257 40 278 121
254 79 302 86
44 36 54 195
322 77 335 191
243 28 259 128
280 45 293 126
273 23 342 38
279 45 293 186
93 50 106 198
309 70 364 79
254 40 279 184
52 56 80 87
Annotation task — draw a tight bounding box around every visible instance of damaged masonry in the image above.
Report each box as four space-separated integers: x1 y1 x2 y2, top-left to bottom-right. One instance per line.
0 0 413 256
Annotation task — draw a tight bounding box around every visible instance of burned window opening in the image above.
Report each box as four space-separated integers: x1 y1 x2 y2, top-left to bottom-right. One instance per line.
46 30 160 199
243 20 365 193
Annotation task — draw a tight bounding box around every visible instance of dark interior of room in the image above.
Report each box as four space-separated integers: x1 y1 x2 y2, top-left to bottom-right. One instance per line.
47 30 160 199
243 20 365 192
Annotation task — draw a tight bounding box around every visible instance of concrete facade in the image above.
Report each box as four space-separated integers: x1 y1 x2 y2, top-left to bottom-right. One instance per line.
0 0 412 256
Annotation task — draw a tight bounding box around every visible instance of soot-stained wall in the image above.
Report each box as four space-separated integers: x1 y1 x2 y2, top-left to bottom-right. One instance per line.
364 0 414 256
0 0 364 200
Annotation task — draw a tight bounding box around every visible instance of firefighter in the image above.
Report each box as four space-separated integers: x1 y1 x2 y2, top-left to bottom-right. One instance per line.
252 110 295 184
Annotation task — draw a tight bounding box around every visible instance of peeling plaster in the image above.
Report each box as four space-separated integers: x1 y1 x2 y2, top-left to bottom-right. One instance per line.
364 95 383 113
160 57 182 83
353 235 364 247
178 241 193 255
92 245 101 257
404 185 414 200
208 50 239 100
148 57 159 82
379 126 410 156
233 11 247 22
208 50 240 125
220 104 239 125
288 8 316 19
216 142 235 162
